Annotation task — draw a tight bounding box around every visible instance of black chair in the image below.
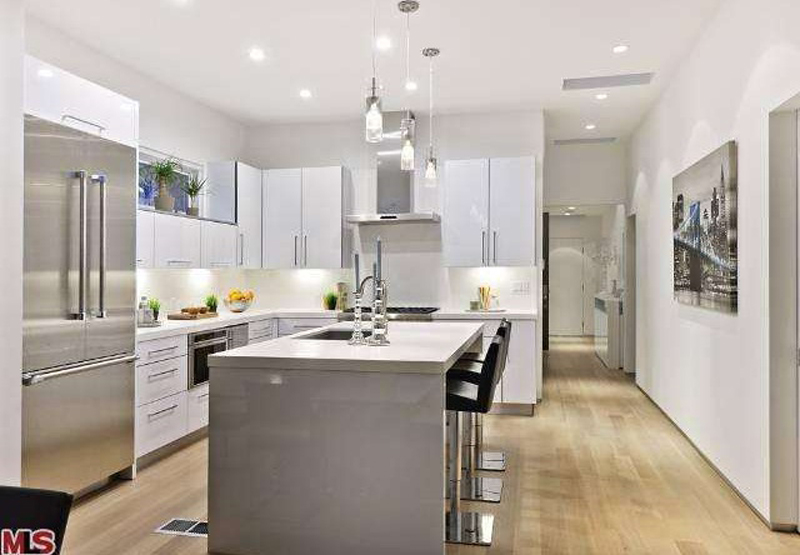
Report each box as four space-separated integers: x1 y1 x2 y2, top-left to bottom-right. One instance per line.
444 335 504 546
449 319 511 472
0 486 73 555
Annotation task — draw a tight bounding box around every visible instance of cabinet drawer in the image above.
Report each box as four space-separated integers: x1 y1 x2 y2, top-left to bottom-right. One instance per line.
278 318 336 337
136 392 188 457
136 356 188 407
248 318 274 340
137 335 187 365
187 384 210 433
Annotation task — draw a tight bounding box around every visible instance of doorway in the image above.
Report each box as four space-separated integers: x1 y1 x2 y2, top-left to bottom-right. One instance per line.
549 237 585 336
624 214 636 374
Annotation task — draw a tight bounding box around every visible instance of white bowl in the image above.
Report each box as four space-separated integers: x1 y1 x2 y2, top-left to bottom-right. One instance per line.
224 298 253 313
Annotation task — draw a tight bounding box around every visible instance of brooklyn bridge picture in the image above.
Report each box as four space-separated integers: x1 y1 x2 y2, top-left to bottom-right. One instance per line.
672 141 738 313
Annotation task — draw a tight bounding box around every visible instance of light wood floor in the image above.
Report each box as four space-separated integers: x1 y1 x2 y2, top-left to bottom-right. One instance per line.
64 337 800 554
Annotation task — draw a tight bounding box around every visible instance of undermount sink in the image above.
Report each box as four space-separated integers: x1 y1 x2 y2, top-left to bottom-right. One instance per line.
297 329 371 341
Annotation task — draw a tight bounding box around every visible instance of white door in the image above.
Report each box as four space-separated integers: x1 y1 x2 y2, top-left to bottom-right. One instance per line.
263 169 302 269
236 162 263 268
201 221 237 269
301 166 343 268
136 210 154 269
443 159 490 267
549 237 585 336
489 157 535 266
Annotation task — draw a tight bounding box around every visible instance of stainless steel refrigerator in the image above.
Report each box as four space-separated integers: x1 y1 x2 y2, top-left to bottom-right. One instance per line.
22 115 137 494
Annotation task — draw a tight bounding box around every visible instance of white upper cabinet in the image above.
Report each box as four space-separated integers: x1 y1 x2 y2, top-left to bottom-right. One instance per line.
153 213 201 269
236 162 263 268
24 55 138 148
301 167 344 269
136 211 155 269
263 166 346 269
263 169 303 269
443 159 490 267
201 221 238 269
443 156 536 267
488 157 536 266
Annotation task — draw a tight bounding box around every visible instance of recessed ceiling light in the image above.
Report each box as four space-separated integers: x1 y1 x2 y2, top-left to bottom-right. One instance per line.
568 206 577 210
564 212 572 216
37 68 54 78
612 44 629 54
595 93 608 100
405 80 418 92
299 89 312 99
585 124 597 130
375 36 392 51
248 47 266 62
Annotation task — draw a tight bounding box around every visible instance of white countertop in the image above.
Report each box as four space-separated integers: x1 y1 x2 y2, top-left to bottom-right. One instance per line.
208 321 484 374
136 308 339 341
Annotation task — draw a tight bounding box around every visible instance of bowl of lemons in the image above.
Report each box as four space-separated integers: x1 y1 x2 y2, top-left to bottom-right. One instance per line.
224 289 255 313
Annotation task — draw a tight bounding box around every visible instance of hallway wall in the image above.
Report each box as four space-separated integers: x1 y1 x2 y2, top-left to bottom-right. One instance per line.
627 0 800 526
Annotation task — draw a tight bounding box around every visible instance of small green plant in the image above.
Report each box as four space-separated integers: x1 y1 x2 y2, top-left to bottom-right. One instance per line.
323 291 338 310
148 298 161 317
181 176 207 199
205 294 219 313
149 158 181 186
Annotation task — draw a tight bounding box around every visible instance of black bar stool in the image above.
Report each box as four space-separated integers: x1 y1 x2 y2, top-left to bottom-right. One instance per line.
450 319 511 473
445 335 504 546
0 486 73 555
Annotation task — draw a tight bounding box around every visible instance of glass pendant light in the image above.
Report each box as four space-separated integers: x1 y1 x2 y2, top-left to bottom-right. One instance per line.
365 0 383 143
398 1 419 171
423 47 440 185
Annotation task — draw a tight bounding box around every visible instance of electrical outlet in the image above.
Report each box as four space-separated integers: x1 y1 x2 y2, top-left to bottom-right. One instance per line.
511 281 531 295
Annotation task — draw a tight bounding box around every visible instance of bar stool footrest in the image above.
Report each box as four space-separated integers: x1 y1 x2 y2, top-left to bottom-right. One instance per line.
445 511 494 546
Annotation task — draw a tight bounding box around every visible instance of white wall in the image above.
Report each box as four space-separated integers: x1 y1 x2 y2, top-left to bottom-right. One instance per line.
545 141 627 206
25 17 246 164
244 110 544 311
627 0 800 526
0 0 24 486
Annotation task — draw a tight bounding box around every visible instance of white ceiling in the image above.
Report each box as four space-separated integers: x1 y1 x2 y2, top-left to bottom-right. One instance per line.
26 0 723 139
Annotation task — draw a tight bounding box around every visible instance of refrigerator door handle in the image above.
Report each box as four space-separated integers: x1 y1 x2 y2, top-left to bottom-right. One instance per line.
92 174 108 318
72 171 89 321
22 354 137 386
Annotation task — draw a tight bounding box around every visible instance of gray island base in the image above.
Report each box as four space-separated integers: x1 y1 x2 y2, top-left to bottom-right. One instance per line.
208 321 484 555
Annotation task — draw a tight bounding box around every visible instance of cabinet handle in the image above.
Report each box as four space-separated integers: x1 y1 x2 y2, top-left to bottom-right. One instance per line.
293 235 298 267
148 368 178 380
210 262 231 268
166 259 191 266
198 393 210 400
147 404 179 420
62 114 106 134
147 345 178 357
72 171 88 321
481 231 486 266
303 235 308 267
239 233 245 266
493 231 497 265
94 174 108 318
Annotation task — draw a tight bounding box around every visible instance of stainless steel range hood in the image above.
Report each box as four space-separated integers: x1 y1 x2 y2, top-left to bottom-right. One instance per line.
346 111 441 225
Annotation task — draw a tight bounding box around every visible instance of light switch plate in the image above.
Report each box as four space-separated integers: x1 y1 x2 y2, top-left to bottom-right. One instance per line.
511 281 531 295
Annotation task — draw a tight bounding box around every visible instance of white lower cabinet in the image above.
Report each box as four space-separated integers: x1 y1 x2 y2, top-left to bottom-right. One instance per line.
187 384 210 433
136 391 188 457
136 356 188 407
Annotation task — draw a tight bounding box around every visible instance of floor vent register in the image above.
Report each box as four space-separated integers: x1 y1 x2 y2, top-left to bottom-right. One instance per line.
155 518 208 537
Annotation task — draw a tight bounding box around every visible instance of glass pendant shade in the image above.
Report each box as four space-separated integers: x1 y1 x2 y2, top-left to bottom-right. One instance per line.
424 146 437 185
365 93 383 143
401 139 415 171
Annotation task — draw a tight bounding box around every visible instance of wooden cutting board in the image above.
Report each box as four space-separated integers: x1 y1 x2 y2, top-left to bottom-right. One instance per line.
167 312 219 320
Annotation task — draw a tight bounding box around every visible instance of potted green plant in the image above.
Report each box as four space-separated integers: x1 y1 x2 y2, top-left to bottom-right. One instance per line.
205 294 219 314
181 176 207 217
323 291 338 311
151 158 181 212
148 298 162 321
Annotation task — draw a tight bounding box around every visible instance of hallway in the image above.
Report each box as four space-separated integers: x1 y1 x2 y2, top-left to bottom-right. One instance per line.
483 337 800 553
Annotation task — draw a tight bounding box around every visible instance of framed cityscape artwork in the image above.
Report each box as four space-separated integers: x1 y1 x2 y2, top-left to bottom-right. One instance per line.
672 141 738 314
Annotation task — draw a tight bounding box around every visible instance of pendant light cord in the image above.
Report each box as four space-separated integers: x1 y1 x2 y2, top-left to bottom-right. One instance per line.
371 0 378 86
429 56 434 150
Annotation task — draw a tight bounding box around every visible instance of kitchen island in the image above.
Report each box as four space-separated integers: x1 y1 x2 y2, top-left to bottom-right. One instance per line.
207 321 484 555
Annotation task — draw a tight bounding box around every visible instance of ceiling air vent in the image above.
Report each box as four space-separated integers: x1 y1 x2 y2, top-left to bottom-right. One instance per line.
562 72 654 90
553 138 617 146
